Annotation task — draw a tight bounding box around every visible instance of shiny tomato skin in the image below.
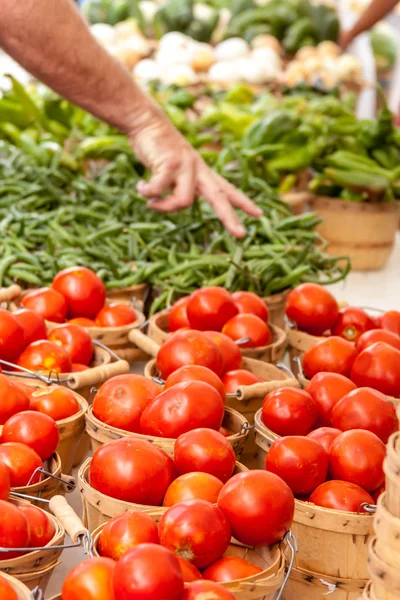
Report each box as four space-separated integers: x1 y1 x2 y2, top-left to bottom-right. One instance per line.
266 436 329 495
159 499 231 568
307 427 342 454
30 386 80 421
13 309 47 346
219 427 230 437
286 283 338 335
0 376 30 425
1 411 60 460
17 340 72 375
0 462 10 500
217 470 294 547
0 499 30 559
203 556 263 582
71 364 89 372
309 480 374 513
19 505 56 547
0 574 18 599
168 297 190 332
331 387 398 443
69 317 96 327
177 557 203 582
203 332 242 373
0 442 43 487
222 370 262 393
163 472 224 506
183 581 235 600
187 287 238 332
329 430 385 491
261 388 318 436
222 314 271 348
89 437 175 505
371 485 385 504
174 428 236 483
0 310 25 362
303 337 358 379
21 287 67 323
356 329 400 353
378 311 400 336
140 382 224 439
95 303 137 328
156 330 224 379
48 323 93 365
52 266 106 319
332 308 376 342
165 366 226 404
306 372 357 426
93 375 160 433
113 543 184 600
350 342 400 397
62 557 116 600
98 510 159 561
232 291 269 322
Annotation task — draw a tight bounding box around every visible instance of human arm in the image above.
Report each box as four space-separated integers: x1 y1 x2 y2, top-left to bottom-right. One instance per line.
340 0 399 49
0 0 262 236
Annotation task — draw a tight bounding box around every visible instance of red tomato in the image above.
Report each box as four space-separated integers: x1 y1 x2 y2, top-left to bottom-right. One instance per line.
232 292 269 322
52 266 106 319
168 297 190 332
222 370 262 393
93 374 160 433
219 427 230 437
183 581 235 600
140 382 224 439
159 499 231 568
17 340 72 375
217 470 294 546
21 287 67 323
286 283 338 335
357 329 400 354
0 500 30 558
19 505 56 547
331 387 398 443
1 411 60 460
13 309 47 346
350 342 400 397
306 372 357 426
0 462 10 500
62 557 116 600
309 480 374 513
371 485 385 504
174 428 236 483
165 366 225 404
203 332 242 373
187 287 238 332
98 510 159 561
156 330 223 379
48 323 93 365
266 436 329 495
113 544 184 600
378 311 400 336
89 437 175 505
307 427 342 454
303 337 358 379
95 303 137 328
203 556 263 582
332 307 376 342
177 557 203 582
30 386 79 421
329 430 385 491
222 314 271 348
69 317 96 327
0 376 30 425
163 472 224 506
261 388 318 436
0 442 43 487
0 574 18 600
71 364 89 372
0 310 25 362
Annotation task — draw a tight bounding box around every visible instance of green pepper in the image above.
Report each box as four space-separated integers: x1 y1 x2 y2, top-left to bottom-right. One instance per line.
155 0 193 35
185 14 218 42
267 145 315 172
324 167 390 200
242 110 300 149
283 17 317 54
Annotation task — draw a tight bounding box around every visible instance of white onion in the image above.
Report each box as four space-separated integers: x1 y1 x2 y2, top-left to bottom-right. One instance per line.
209 61 243 82
214 38 250 61
134 59 161 81
162 64 199 86
90 23 116 46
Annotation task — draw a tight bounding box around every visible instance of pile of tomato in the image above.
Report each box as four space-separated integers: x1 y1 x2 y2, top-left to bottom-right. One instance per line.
0 499 56 557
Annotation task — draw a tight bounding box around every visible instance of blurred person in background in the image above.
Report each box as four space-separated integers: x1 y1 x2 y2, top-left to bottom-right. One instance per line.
340 0 398 48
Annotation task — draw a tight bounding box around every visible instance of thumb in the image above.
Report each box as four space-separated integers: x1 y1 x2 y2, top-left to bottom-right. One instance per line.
137 169 175 198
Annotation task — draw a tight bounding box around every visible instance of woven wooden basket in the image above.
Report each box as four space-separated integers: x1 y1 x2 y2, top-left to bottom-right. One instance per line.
253 408 279 467
368 537 400 600
384 432 400 518
0 572 34 599
373 493 400 570
106 282 148 306
85 405 249 459
147 310 287 364
286 327 325 375
362 581 375 599
283 566 368 600
263 289 290 330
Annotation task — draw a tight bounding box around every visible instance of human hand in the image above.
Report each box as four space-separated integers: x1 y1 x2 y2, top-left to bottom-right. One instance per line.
129 106 262 238
339 29 354 50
